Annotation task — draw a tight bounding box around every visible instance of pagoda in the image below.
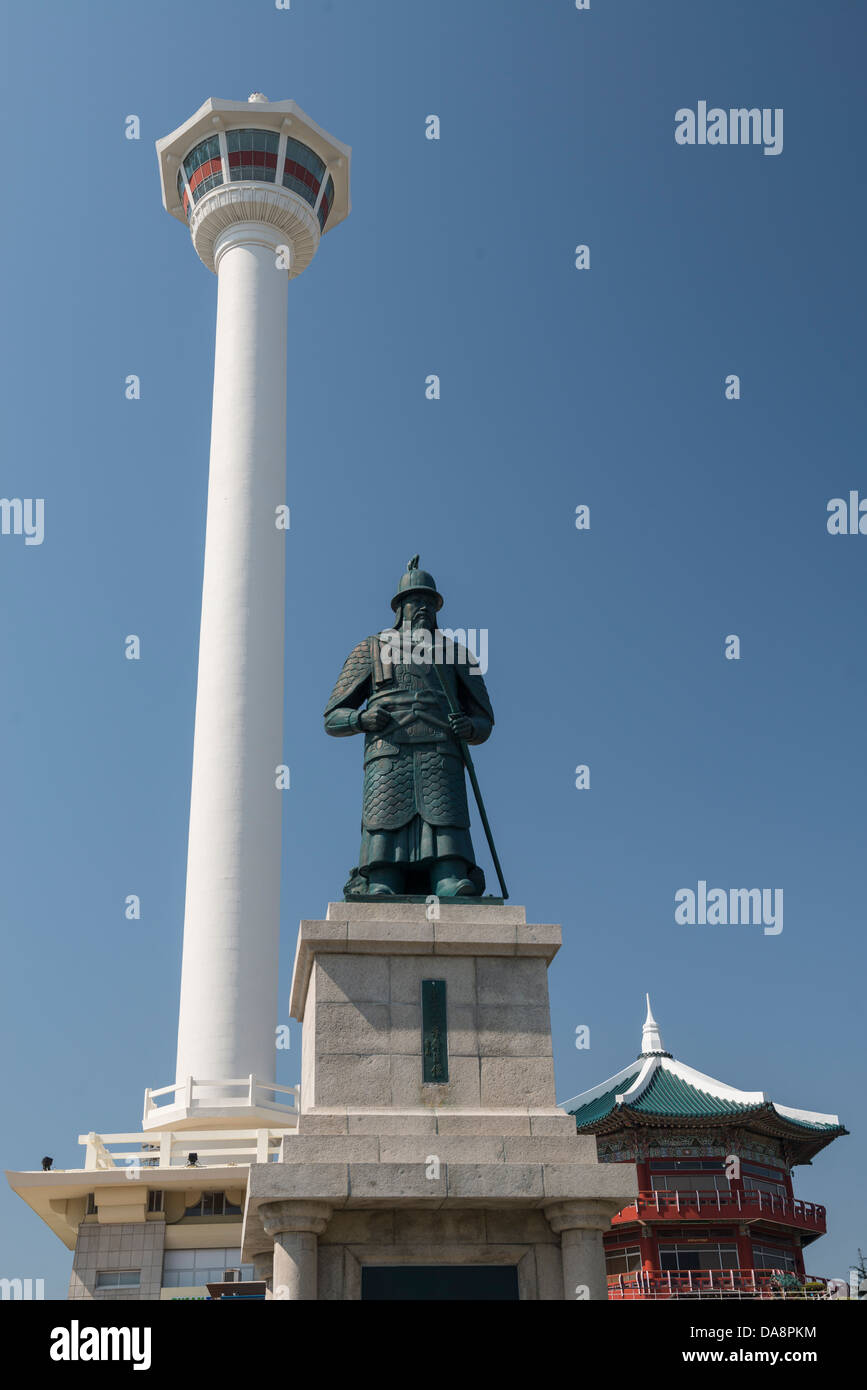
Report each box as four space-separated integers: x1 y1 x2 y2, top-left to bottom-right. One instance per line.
561 998 847 1300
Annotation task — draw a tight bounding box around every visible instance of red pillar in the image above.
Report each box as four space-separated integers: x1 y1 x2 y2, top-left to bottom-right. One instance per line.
736 1225 753 1284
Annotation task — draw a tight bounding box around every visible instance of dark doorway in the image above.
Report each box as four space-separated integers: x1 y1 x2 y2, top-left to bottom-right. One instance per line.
361 1265 519 1301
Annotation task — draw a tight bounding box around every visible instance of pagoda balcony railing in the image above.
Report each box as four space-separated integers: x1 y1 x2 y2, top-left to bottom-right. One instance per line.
612 1188 826 1234
608 1269 835 1301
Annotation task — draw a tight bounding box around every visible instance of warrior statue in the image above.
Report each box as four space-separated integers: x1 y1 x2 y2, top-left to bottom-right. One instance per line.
325 557 495 898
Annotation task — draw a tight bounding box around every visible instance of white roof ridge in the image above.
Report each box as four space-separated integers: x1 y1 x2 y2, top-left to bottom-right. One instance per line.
559 1059 644 1113
615 1054 660 1105
661 1056 766 1104
772 1101 840 1127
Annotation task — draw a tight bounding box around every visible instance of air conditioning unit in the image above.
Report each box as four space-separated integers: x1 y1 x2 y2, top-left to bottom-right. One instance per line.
223 1268 242 1283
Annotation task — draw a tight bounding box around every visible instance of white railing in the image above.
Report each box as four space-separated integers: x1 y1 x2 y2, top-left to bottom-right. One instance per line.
143 1075 299 1127
608 1268 835 1300
619 1189 825 1231
79 1126 294 1172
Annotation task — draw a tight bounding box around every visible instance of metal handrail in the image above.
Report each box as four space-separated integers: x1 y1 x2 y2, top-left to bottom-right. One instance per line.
613 1188 825 1227
608 1267 830 1300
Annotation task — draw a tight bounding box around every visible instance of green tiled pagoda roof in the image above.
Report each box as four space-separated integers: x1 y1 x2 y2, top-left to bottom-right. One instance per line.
567 1072 641 1129
561 999 847 1164
629 1067 755 1119
568 1064 844 1136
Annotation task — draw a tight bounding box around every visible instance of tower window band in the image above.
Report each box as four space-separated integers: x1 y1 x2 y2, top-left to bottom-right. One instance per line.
178 129 333 229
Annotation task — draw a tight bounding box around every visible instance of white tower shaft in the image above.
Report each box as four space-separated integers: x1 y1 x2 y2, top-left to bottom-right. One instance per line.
175 223 288 1095
151 94 350 1127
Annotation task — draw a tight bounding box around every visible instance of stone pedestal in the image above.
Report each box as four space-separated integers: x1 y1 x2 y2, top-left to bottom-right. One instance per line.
241 903 636 1300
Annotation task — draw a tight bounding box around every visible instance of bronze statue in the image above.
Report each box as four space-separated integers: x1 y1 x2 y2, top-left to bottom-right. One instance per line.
325 557 502 899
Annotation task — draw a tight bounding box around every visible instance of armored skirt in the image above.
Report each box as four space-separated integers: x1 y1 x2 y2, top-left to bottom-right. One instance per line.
359 817 475 871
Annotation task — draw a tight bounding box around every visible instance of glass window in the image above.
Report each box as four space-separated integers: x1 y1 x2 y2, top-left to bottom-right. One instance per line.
318 174 335 230
182 136 224 204
744 1176 787 1200
96 1270 141 1288
742 1161 786 1182
649 1159 727 1172
650 1172 731 1194
183 1191 242 1218
285 136 325 181
658 1243 739 1272
605 1246 642 1276
282 137 325 209
226 128 278 183
162 1249 255 1288
753 1244 797 1272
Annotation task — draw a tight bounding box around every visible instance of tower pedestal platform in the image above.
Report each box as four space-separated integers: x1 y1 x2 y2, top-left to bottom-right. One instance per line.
241 902 637 1300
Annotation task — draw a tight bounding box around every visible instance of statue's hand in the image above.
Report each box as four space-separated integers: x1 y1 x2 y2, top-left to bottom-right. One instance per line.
448 712 474 741
359 708 390 733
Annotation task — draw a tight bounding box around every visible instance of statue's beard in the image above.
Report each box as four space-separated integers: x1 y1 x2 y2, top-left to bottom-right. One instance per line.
400 611 434 634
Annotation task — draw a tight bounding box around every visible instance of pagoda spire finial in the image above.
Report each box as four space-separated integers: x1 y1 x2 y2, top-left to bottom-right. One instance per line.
641 993 666 1055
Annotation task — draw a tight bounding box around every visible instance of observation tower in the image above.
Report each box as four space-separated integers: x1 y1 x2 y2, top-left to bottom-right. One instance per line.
148 95 351 1128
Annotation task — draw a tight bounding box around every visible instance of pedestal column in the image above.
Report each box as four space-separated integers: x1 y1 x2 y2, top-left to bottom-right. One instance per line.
252 1250 274 1290
260 1200 332 1301
546 1199 621 1301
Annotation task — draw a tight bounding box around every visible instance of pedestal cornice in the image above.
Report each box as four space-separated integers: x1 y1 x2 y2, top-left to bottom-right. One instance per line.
290 904 561 1022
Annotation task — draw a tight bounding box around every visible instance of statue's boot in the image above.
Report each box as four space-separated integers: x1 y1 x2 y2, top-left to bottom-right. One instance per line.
366 865 402 896
432 859 479 897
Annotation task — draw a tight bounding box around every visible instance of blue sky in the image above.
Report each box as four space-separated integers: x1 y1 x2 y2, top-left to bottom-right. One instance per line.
0 0 864 1294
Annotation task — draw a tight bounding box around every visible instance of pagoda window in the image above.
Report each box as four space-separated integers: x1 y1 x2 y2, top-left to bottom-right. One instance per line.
605 1246 641 1276
650 1172 730 1194
649 1160 730 1195
659 1242 739 1272
744 1175 787 1200
753 1243 797 1272
742 1161 787 1199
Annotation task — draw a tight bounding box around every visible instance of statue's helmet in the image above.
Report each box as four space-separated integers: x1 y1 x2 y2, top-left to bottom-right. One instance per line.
390 555 444 613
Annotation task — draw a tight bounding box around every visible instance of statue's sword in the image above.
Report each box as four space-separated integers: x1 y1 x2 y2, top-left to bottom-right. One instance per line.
427 663 509 901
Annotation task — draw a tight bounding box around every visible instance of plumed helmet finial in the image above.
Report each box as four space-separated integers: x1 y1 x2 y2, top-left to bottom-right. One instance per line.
390 555 444 612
